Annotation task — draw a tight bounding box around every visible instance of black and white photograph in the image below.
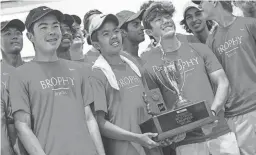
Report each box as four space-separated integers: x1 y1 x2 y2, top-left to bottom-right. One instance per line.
1 0 256 155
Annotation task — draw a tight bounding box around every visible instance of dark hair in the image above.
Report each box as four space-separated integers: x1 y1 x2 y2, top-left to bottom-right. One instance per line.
180 19 214 33
143 1 175 29
70 26 76 36
2 26 23 33
120 22 128 31
140 0 154 11
27 22 35 34
71 28 84 40
89 31 101 53
83 9 102 32
27 12 61 34
90 32 98 42
219 1 233 13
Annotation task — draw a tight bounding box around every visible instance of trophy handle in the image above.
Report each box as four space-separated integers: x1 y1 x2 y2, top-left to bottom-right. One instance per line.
143 92 156 117
143 89 168 116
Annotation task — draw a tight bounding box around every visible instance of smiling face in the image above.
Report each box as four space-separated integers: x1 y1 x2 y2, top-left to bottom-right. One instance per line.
94 21 122 56
185 7 207 34
1 27 23 54
149 13 176 39
71 29 84 50
72 22 81 31
126 18 145 43
59 23 73 49
29 14 61 54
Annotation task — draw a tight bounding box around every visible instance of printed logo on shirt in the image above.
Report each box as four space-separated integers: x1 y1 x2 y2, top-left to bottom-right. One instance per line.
40 76 75 96
217 36 243 57
152 57 199 91
2 73 9 89
69 68 75 71
1 81 7 89
117 75 141 90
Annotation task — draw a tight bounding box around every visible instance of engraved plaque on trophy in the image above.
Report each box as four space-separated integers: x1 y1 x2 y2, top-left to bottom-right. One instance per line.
140 59 217 142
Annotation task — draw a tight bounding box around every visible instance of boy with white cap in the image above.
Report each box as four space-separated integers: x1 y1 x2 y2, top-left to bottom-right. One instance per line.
88 13 164 155
180 1 216 44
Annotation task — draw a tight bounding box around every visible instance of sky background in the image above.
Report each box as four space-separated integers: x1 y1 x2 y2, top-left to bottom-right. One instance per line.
1 0 243 58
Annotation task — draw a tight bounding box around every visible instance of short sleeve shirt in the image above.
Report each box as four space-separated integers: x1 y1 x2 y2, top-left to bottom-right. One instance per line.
9 59 96 155
1 86 14 155
1 62 15 123
206 17 256 117
141 42 230 145
89 63 150 155
1 61 25 155
85 49 100 65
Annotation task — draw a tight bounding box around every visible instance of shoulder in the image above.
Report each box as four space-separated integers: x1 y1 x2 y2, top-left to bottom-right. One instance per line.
238 16 256 23
241 17 256 29
140 45 152 58
177 33 200 43
90 68 107 83
1 63 15 74
14 61 36 78
120 51 130 57
228 17 256 30
120 51 136 63
140 45 159 60
189 43 210 49
16 60 34 70
176 33 188 42
188 43 213 56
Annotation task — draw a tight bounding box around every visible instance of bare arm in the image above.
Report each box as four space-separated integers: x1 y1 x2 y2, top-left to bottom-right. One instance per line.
96 111 159 149
85 105 106 155
209 69 229 114
13 110 46 155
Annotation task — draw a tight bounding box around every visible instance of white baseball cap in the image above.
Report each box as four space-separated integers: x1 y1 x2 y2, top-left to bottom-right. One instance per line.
182 1 201 18
88 14 119 41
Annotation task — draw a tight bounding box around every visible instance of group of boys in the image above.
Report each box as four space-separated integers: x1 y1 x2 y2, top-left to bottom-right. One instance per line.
1 1 256 155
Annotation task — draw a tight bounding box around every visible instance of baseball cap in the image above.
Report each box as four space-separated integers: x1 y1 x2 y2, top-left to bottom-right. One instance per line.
71 15 81 25
183 1 201 18
88 14 119 41
142 1 175 29
192 0 232 6
116 10 145 29
83 9 102 32
1 19 25 32
62 14 75 28
192 1 201 5
25 6 63 30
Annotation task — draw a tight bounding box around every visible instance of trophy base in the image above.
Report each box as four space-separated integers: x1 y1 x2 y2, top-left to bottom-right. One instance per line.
139 100 217 141
174 97 192 110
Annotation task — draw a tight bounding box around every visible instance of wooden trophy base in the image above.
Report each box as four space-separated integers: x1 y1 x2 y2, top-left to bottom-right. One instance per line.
140 101 216 141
